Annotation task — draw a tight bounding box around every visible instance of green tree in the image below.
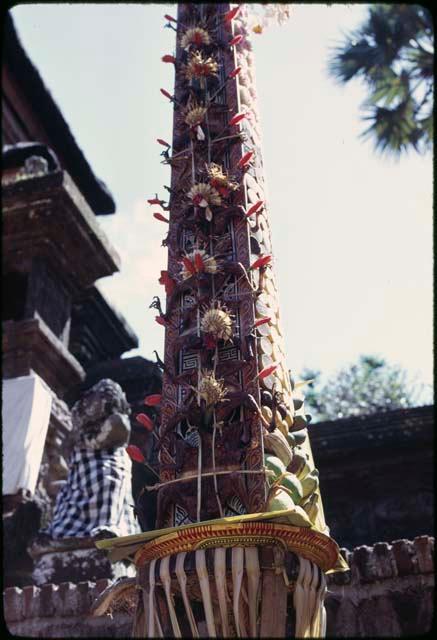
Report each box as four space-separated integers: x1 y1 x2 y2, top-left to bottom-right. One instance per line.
301 355 433 422
328 4 433 157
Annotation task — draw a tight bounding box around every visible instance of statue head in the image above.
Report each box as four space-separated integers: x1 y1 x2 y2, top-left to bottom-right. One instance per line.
72 379 131 450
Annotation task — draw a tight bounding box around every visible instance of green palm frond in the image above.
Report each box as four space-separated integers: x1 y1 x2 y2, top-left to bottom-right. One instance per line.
418 113 433 148
361 99 420 156
328 38 381 83
407 47 434 81
365 68 411 107
328 4 434 157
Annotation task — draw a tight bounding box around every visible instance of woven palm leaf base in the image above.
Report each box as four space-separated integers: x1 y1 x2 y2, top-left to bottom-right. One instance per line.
133 522 333 637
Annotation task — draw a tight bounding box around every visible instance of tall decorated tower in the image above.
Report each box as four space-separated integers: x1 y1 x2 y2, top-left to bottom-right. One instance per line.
97 4 346 636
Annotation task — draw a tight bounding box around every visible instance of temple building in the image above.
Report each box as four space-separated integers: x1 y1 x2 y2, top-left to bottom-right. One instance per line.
2 12 160 589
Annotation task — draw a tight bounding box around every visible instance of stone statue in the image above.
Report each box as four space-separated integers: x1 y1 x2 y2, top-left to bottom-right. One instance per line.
46 378 140 541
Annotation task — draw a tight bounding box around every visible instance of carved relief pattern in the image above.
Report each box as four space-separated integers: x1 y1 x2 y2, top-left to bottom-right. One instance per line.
153 3 271 527
153 3 328 531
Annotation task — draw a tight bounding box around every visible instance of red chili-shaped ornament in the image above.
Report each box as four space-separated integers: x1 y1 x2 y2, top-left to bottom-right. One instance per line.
229 66 242 79
229 34 243 47
229 112 246 127
246 200 264 217
136 413 155 431
254 316 271 328
237 150 254 168
153 212 169 223
144 394 162 407
250 255 272 270
224 6 240 22
126 445 145 463
258 364 278 380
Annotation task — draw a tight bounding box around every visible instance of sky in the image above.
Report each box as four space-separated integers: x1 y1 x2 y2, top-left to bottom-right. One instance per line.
11 3 433 391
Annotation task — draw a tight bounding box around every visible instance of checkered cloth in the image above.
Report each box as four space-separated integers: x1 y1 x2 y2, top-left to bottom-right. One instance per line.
48 448 140 539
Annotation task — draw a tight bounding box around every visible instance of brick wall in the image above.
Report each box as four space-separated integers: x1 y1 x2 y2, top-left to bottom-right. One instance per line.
4 536 434 637
4 579 132 637
326 535 434 636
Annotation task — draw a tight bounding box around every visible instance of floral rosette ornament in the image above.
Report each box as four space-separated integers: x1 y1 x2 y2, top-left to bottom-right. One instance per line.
200 302 234 347
184 101 208 140
188 183 221 220
206 163 239 198
184 50 218 88
197 371 226 408
180 26 211 50
180 249 218 280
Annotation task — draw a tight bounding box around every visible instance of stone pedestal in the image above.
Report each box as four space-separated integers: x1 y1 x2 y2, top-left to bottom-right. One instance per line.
29 540 136 587
3 493 51 588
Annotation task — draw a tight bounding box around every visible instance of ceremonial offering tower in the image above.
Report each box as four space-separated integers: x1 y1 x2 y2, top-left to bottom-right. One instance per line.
98 5 345 636
154 2 330 535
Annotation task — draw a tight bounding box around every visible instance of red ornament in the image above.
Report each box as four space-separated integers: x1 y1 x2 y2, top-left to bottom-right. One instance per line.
229 34 243 47
246 200 264 217
258 364 278 380
144 394 162 407
192 193 204 206
164 14 177 23
160 88 173 100
182 256 196 275
194 252 205 272
157 138 171 147
254 316 271 328
217 186 230 197
193 32 204 46
204 334 217 350
126 445 145 463
237 150 254 169
161 54 176 64
136 413 155 431
229 67 242 79
229 112 246 127
153 212 169 223
224 6 240 22
158 270 176 295
250 255 272 270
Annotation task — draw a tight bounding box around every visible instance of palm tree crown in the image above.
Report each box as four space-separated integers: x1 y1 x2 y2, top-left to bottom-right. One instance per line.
328 5 433 157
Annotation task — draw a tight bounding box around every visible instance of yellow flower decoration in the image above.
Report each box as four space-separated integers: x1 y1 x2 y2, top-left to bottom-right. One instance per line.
200 302 234 342
184 104 208 128
206 163 239 195
185 50 218 81
197 371 226 407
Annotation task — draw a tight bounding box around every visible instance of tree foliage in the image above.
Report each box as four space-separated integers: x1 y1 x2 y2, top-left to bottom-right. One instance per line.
301 355 433 422
328 4 433 157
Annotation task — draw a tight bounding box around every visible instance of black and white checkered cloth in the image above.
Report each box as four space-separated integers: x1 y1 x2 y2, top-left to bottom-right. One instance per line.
49 448 140 539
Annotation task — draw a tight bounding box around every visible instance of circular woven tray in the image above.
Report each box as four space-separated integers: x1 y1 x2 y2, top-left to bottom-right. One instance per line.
134 521 339 572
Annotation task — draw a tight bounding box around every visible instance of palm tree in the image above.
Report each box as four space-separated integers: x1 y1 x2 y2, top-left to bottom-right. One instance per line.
328 4 433 157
